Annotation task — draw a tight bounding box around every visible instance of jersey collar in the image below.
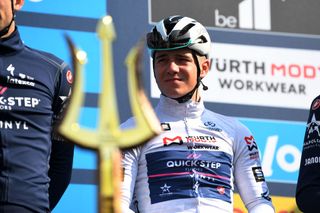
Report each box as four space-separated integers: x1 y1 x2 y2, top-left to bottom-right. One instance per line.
156 95 205 119
0 27 24 55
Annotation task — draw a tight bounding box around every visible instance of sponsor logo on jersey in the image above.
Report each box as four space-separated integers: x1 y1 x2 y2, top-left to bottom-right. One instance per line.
0 97 40 111
306 114 320 139
252 166 265 182
192 181 200 193
7 76 35 87
59 88 72 107
0 120 29 130
217 186 225 195
166 159 222 169
186 136 216 143
261 190 272 201
163 135 219 150
312 98 320 110
304 156 320 166
244 135 259 160
203 121 222 132
7 64 15 76
6 64 36 87
163 136 183 146
302 114 320 150
187 145 219 150
161 123 171 131
160 183 172 195
0 85 8 95
66 70 73 84
146 150 232 204
303 114 320 149
187 153 202 159
244 135 258 151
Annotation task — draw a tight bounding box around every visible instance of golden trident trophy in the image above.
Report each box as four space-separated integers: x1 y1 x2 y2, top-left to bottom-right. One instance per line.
59 16 161 213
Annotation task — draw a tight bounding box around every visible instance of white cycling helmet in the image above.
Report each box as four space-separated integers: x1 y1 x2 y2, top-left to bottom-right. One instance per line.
147 15 212 103
147 15 212 59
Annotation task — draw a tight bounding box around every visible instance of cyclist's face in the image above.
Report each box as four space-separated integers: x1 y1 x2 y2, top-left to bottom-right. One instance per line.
153 49 209 100
0 0 24 38
0 0 12 30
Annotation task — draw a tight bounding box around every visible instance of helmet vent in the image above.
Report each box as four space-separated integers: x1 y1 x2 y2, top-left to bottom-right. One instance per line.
179 23 195 37
197 35 208 43
164 16 182 34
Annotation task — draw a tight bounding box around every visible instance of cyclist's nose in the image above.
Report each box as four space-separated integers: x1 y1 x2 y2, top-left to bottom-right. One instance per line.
167 60 179 74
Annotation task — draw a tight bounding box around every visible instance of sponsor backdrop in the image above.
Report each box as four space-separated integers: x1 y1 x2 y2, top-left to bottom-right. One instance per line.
14 0 320 212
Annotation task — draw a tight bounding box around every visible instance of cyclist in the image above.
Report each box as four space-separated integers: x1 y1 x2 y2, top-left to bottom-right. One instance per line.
0 0 74 212
296 95 320 213
121 15 274 213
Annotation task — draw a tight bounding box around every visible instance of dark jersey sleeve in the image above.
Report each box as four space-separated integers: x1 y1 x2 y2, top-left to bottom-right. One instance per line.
296 95 320 213
48 62 75 210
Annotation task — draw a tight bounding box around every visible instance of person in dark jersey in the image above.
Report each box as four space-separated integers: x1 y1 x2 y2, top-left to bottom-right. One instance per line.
0 0 74 212
296 95 320 213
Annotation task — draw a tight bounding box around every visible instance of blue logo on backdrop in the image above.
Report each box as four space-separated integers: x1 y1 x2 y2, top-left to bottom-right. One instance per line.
240 118 305 183
23 0 107 18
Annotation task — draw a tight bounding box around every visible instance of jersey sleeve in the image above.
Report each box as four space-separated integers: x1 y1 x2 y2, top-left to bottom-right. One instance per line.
296 95 320 212
49 62 75 210
232 121 274 213
121 147 141 213
121 118 141 213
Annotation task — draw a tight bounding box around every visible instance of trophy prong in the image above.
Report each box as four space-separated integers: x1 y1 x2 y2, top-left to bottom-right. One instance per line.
120 41 162 148
59 35 101 148
58 16 161 213
97 16 116 41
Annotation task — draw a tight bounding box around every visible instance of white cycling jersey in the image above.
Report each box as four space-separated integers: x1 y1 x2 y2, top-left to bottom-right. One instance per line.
121 95 274 213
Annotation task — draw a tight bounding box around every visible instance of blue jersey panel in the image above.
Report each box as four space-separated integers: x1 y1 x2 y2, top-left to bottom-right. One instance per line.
146 150 232 204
